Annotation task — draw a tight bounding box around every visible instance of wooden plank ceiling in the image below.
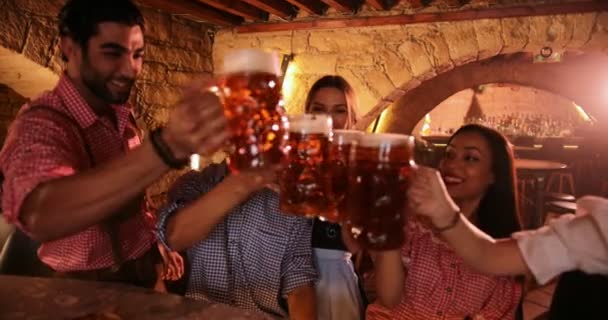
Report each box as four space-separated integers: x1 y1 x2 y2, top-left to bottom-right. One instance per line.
137 0 608 31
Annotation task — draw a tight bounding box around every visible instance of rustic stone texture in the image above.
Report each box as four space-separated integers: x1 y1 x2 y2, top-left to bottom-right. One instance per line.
17 0 63 17
570 13 596 48
142 7 171 42
0 0 214 205
295 53 338 74
526 15 556 53
0 3 29 52
407 25 454 72
398 40 434 78
380 49 414 88
216 13 604 129
500 17 530 54
474 19 504 60
23 17 58 67
438 21 479 65
584 12 608 52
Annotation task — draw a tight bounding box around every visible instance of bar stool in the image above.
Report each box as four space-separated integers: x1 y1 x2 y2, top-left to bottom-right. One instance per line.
546 201 577 215
545 169 576 195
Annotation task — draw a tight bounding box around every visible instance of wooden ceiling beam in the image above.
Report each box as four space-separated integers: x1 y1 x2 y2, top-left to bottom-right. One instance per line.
320 0 363 13
196 0 269 21
139 0 243 26
284 0 328 16
236 2 608 33
366 0 398 10
240 0 297 19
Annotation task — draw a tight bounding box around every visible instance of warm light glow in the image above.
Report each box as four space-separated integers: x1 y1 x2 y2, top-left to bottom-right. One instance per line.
281 62 299 111
573 102 592 122
190 154 200 171
420 113 432 136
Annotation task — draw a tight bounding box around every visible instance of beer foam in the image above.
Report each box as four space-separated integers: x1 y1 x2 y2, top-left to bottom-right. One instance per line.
221 49 281 76
359 133 414 147
288 114 332 135
334 130 362 144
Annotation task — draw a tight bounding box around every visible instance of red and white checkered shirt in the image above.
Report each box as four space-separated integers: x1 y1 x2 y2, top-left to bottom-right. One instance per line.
0 74 155 272
366 219 522 320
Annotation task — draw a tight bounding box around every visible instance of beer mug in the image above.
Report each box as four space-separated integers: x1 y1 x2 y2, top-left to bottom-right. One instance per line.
279 114 335 218
328 130 362 223
218 49 288 173
344 133 415 251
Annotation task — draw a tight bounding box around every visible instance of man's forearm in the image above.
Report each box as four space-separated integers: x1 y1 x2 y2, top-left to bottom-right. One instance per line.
165 175 259 251
287 284 316 320
20 140 169 242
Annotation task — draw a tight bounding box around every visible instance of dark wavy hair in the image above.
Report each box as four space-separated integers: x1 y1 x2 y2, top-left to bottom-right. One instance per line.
58 0 145 61
447 124 522 238
304 75 358 129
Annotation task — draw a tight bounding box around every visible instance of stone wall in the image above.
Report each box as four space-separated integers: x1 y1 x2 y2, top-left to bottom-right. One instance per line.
214 12 608 132
0 0 215 208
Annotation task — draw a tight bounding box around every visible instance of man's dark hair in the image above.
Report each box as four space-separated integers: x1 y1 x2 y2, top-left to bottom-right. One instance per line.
58 0 145 61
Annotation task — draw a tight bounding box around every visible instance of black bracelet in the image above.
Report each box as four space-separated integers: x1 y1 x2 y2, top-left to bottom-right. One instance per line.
434 211 462 233
150 127 188 169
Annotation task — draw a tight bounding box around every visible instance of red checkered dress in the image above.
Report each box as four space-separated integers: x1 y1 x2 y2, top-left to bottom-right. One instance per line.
0 75 155 272
366 219 522 320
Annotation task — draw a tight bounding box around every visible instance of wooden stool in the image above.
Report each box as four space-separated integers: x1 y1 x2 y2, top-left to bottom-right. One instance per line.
545 170 576 195
546 201 577 215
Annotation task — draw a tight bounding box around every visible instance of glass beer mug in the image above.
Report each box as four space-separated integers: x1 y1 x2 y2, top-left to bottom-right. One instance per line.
328 129 362 223
279 114 335 218
344 133 415 251
217 49 288 172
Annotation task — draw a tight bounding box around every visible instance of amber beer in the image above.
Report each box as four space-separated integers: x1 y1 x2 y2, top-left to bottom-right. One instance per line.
344 133 415 251
328 130 362 223
279 114 335 218
219 49 288 172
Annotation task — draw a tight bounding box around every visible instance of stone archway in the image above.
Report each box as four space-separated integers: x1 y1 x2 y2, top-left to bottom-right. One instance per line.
367 51 608 134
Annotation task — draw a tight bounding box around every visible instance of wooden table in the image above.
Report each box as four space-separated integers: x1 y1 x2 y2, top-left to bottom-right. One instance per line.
0 275 270 320
515 159 567 229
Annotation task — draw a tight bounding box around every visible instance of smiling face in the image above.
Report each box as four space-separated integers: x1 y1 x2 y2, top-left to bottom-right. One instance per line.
307 87 349 130
65 22 144 105
439 131 495 203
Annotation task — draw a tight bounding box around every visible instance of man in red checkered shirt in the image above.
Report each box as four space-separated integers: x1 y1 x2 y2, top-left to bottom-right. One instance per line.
0 0 229 288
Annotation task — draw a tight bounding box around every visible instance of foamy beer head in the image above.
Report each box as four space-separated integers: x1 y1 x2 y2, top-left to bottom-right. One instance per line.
333 130 362 146
221 48 281 76
220 48 286 173
358 133 414 149
288 114 333 136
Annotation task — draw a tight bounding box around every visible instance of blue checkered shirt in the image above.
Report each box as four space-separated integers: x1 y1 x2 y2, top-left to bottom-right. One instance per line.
156 164 317 318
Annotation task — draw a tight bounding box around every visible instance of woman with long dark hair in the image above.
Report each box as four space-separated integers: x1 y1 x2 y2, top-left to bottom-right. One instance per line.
366 124 523 319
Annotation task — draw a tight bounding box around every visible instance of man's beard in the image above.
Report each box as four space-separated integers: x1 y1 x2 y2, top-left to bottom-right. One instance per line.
80 58 135 105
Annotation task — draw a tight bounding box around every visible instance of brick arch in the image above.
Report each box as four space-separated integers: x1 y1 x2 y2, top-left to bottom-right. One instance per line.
357 51 608 134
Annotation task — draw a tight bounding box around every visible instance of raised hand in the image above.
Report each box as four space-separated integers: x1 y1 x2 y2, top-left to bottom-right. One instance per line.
407 166 460 228
162 80 230 160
